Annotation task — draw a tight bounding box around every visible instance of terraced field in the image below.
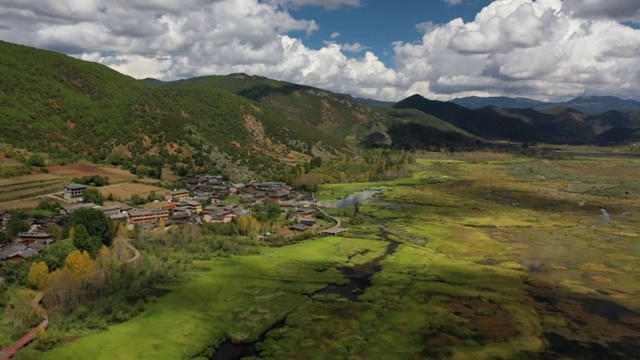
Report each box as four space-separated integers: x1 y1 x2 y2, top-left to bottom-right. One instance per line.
0 179 66 202
0 160 140 208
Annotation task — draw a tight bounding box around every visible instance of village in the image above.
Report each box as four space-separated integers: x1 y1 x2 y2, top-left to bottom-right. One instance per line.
0 175 349 263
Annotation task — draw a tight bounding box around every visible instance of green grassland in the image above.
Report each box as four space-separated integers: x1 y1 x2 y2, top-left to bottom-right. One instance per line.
37 153 640 359
40 237 388 360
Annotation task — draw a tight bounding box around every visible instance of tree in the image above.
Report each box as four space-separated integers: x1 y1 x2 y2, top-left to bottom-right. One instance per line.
83 187 105 205
27 154 46 167
70 208 115 247
7 212 29 236
28 262 50 290
64 250 95 280
253 201 281 222
39 238 77 270
0 261 29 285
72 224 101 257
309 156 323 169
235 215 260 236
0 232 9 246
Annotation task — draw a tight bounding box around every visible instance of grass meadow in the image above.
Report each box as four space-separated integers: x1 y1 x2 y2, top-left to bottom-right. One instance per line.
40 237 388 360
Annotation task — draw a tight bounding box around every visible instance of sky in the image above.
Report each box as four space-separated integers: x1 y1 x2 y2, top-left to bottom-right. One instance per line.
1 0 640 102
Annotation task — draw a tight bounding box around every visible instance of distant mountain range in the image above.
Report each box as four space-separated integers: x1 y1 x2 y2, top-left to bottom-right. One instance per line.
451 96 640 114
395 95 640 145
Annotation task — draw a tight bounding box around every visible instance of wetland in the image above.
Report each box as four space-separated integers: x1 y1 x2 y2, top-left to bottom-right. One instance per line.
38 153 640 360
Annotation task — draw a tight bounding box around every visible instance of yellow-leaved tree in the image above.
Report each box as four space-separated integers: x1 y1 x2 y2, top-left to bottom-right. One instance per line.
64 250 96 280
27 261 50 290
236 214 260 236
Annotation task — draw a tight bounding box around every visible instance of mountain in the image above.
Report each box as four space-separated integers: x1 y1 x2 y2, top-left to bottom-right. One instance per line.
350 96 395 107
394 95 539 142
155 73 389 142
452 95 640 115
596 127 640 145
395 95 640 144
451 96 548 109
540 96 640 114
0 41 347 180
156 74 475 147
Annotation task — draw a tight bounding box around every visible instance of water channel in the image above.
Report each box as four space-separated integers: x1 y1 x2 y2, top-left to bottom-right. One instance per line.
328 189 384 209
210 229 397 359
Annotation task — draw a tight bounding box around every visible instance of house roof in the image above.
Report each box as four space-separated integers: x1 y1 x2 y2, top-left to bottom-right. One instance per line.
18 231 51 238
63 203 98 213
172 212 190 219
168 189 189 195
18 248 38 259
29 243 47 252
0 244 27 260
65 183 87 190
269 192 288 198
128 209 169 217
289 224 308 232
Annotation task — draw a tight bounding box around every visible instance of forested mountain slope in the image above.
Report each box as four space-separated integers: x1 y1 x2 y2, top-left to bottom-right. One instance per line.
0 41 347 180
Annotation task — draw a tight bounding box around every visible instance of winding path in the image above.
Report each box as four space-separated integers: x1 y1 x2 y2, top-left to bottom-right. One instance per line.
0 293 48 360
0 240 141 359
315 207 341 228
314 207 349 236
125 242 141 264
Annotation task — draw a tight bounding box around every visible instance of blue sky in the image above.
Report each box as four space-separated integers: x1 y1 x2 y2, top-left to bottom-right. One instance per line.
291 0 495 65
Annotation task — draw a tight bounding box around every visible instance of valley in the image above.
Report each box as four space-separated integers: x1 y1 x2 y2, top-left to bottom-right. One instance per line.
19 151 640 360
1 39 640 360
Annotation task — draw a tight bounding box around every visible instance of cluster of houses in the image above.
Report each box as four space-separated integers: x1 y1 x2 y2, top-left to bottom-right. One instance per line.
0 177 330 263
0 228 54 262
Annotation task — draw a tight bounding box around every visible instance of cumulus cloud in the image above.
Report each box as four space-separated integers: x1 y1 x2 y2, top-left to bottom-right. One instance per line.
270 0 361 10
564 0 640 22
341 43 368 52
1 0 640 102
393 0 640 100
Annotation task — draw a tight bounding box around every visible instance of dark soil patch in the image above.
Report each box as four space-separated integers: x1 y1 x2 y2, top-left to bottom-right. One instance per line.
418 296 520 359
543 332 640 360
530 289 640 359
445 298 520 343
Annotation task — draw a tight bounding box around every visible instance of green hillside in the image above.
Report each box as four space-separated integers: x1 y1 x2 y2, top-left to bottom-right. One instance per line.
0 42 347 180
157 74 476 147
158 73 390 142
